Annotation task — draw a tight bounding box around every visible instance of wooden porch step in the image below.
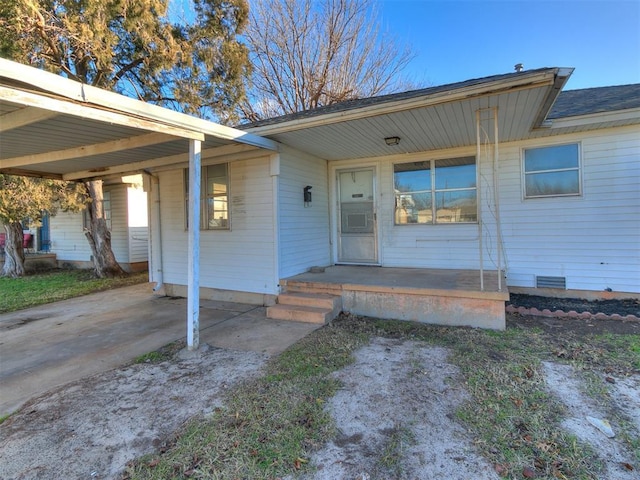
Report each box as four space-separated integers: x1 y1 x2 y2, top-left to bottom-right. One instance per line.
267 292 342 324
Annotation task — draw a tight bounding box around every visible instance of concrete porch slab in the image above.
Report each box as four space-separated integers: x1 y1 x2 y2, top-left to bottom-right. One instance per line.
282 266 509 330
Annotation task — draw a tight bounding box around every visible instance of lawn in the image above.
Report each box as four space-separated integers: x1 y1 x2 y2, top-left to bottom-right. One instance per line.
124 315 640 480
0 269 148 313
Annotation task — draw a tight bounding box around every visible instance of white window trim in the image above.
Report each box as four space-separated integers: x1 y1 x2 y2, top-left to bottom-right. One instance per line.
522 142 582 199
184 163 231 231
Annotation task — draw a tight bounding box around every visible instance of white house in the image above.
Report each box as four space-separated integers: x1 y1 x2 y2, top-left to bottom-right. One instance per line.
149 69 639 321
48 174 149 272
1 59 638 342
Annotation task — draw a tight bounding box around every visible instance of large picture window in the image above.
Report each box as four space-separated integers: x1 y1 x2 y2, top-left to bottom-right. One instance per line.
394 156 477 224
523 143 580 198
184 163 229 230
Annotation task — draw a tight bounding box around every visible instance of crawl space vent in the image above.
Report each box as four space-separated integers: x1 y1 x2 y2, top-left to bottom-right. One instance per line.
536 276 566 289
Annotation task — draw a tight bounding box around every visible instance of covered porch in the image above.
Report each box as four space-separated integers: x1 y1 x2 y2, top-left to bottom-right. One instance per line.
281 266 509 330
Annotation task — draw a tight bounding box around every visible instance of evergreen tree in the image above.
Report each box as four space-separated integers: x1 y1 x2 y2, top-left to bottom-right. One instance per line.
0 0 250 277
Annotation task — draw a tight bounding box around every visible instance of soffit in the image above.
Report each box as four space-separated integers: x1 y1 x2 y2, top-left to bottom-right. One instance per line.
256 86 554 161
244 68 585 161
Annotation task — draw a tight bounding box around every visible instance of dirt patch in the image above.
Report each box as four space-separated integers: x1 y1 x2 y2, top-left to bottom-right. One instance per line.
543 362 639 479
0 345 268 480
302 338 499 479
0 315 638 480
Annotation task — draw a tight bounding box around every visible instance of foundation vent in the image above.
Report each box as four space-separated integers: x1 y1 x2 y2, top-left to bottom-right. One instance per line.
536 276 566 289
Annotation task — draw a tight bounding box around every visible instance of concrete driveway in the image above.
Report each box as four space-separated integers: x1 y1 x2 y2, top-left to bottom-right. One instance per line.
0 283 319 416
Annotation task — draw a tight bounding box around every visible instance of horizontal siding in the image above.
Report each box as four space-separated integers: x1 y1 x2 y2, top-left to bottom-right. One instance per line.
128 226 149 263
49 211 91 262
49 186 137 265
377 145 492 270
278 147 331 278
159 156 278 294
361 125 639 294
106 185 129 263
498 127 640 293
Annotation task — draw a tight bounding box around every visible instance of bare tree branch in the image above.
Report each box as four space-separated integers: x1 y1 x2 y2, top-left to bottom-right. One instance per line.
241 0 417 121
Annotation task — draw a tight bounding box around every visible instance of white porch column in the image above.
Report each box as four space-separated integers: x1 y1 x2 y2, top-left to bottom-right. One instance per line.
187 139 201 350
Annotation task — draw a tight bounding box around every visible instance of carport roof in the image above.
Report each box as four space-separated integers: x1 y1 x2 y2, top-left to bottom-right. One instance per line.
0 58 278 180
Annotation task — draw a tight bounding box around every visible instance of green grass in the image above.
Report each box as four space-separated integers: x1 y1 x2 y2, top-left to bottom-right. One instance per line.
0 269 148 313
123 315 640 480
124 325 369 479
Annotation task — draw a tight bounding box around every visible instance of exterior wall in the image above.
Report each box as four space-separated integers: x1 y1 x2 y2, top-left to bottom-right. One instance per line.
278 146 331 279
49 210 91 263
379 146 490 270
330 125 639 295
129 226 149 264
127 185 149 264
329 147 489 271
158 154 278 297
499 126 639 294
49 184 150 269
107 185 130 264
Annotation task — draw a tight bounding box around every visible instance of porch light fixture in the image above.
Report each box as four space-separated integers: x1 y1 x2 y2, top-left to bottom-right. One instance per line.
384 136 401 146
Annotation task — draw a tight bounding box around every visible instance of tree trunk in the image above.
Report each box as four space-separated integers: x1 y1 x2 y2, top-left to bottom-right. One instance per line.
84 180 126 278
2 222 26 278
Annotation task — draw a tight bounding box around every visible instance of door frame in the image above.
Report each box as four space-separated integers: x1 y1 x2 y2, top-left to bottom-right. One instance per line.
331 164 380 265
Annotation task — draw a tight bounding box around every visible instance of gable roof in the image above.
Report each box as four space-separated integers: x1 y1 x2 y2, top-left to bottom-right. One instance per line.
241 67 561 129
242 67 577 160
243 73 640 130
241 68 640 161
549 84 640 119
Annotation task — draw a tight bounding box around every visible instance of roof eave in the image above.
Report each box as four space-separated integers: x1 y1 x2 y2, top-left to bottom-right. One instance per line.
531 67 575 129
0 58 279 151
246 68 569 136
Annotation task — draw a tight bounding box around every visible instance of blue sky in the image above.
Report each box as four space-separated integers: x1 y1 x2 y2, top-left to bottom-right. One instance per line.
170 0 640 91
378 0 640 90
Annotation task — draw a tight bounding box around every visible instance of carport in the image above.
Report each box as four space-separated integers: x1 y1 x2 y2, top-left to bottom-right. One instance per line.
0 58 279 350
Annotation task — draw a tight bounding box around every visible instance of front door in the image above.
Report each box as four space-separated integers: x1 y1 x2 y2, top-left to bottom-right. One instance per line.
337 168 377 263
38 211 51 252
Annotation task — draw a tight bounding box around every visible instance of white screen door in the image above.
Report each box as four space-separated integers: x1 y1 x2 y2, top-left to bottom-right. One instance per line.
338 168 377 263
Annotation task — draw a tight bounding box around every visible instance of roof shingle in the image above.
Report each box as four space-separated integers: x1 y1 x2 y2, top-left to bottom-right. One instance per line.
548 84 640 119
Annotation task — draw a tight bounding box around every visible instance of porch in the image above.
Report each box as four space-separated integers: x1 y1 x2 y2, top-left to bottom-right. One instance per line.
280 266 509 330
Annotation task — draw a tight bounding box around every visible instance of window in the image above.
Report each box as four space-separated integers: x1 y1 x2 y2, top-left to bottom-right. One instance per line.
523 143 580 198
83 190 111 230
394 156 477 224
184 164 230 230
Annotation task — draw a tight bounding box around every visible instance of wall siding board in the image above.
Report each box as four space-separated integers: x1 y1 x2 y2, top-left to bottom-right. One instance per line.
49 210 91 262
129 226 149 263
497 128 639 293
278 147 331 279
344 126 639 294
158 156 278 294
107 185 129 263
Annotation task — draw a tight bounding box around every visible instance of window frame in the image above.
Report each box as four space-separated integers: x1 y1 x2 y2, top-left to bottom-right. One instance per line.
522 142 582 199
393 156 478 225
83 190 111 231
184 163 231 231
